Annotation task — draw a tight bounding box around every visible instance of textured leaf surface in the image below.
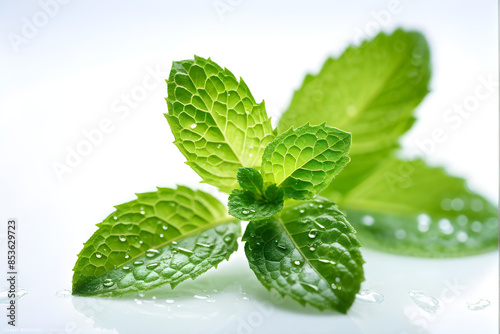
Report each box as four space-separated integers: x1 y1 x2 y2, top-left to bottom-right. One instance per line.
261 123 351 200
277 29 498 257
228 168 284 221
327 157 499 257
278 29 431 194
243 199 365 313
165 56 275 193
72 186 240 296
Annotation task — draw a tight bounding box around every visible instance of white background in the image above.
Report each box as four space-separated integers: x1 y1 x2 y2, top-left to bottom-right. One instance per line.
0 0 498 333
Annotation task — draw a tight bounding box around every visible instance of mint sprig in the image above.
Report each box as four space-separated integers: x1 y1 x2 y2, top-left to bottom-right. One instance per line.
72 29 497 314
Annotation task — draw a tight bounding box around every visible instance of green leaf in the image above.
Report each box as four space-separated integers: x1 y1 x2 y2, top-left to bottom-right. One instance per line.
278 29 431 194
165 56 275 193
237 167 264 195
228 168 284 220
261 123 351 200
326 157 499 257
72 186 240 296
243 199 365 313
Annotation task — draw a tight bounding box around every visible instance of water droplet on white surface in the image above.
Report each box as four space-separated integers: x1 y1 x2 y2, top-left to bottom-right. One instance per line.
467 299 490 311
0 289 27 304
165 299 175 304
409 291 440 313
356 289 384 304
194 295 210 300
56 289 72 298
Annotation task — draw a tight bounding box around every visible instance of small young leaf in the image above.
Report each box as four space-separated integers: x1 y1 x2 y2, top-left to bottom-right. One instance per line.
243 199 365 313
261 123 351 200
165 56 275 193
237 167 264 195
228 185 284 221
72 186 240 297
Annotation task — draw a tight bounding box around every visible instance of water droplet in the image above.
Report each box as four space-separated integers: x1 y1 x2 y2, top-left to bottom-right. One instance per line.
309 246 316 252
417 214 431 232
146 249 160 258
467 298 490 311
119 236 126 242
451 198 464 211
438 219 454 235
139 240 143 244
196 242 213 248
362 215 375 226
146 263 159 270
138 292 145 298
177 247 194 255
456 231 468 242
103 279 114 287
224 235 234 243
300 282 319 292
166 299 175 304
190 123 197 129
113 216 118 220
95 253 102 259
134 298 143 305
314 221 325 229
457 215 468 226
217 144 222 149
395 229 406 239
471 221 483 232
409 291 440 313
335 277 341 283
194 294 210 300
162 225 168 230
299 209 305 214
0 289 28 304
318 204 323 209
160 234 164 238
242 210 250 215
308 229 318 238
134 260 144 265
356 289 384 304
124 254 130 259
294 260 301 266
470 199 484 212
122 266 132 271
441 198 452 211
140 210 145 215
56 289 72 298
248 153 253 158
318 259 336 265
277 243 287 250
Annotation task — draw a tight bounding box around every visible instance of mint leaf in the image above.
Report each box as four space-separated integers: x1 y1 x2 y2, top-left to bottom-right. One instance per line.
277 29 498 256
327 157 499 257
237 167 264 194
278 29 431 194
72 186 240 296
165 56 275 193
261 123 351 200
228 168 284 220
243 199 365 313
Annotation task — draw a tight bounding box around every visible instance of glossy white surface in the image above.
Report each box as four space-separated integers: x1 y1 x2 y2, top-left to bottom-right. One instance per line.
0 0 497 333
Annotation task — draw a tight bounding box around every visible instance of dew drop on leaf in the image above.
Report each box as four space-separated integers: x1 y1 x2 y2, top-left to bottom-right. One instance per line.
308 229 318 238
146 263 159 270
103 279 114 287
